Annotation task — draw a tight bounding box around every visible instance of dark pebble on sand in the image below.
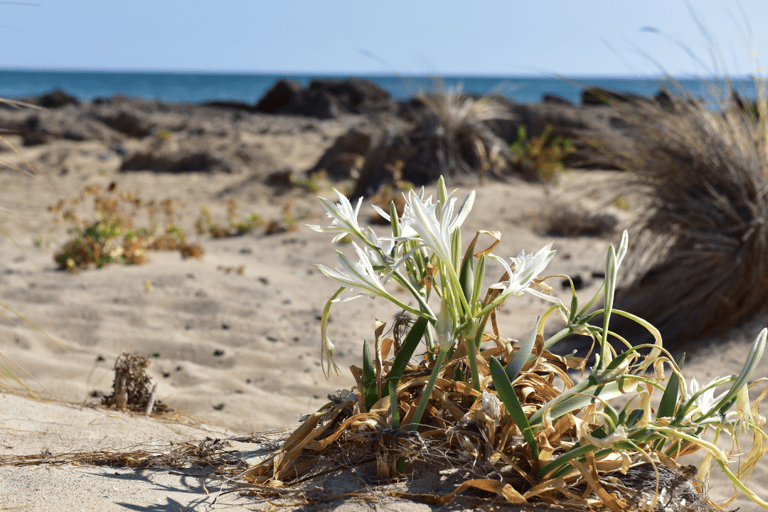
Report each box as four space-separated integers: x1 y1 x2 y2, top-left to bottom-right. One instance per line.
213 349 225 356
212 403 225 411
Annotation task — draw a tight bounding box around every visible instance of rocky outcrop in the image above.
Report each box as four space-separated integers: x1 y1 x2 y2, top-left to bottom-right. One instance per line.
254 78 393 118
0 82 664 185
311 128 374 179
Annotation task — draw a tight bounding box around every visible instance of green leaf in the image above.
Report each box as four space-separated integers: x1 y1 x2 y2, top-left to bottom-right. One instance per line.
506 320 539 382
657 353 685 419
626 408 644 428
388 379 400 429
470 254 485 313
383 316 429 397
362 339 378 410
490 356 539 459
389 200 401 238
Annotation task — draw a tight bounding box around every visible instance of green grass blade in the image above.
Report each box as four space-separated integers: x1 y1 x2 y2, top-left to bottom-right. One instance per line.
362 338 378 410
490 356 539 460
657 353 685 419
384 316 428 397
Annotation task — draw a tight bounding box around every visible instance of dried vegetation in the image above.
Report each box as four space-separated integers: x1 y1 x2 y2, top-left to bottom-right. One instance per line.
608 83 768 345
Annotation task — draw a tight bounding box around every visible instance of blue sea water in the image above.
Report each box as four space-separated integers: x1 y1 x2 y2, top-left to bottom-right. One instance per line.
0 69 759 106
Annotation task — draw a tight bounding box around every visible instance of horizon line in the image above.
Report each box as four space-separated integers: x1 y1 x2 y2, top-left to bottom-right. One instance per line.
0 66 758 81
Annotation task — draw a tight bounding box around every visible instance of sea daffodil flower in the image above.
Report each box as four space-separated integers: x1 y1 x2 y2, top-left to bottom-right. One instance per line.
307 189 366 243
316 242 390 301
489 243 556 301
398 187 475 267
685 377 731 422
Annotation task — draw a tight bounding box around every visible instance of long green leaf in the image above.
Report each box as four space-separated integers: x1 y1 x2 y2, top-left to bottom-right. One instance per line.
506 320 539 381
362 339 378 410
383 316 429 397
657 353 685 419
490 356 539 459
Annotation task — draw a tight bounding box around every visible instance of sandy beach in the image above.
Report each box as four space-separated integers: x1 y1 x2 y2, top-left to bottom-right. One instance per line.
1 89 767 510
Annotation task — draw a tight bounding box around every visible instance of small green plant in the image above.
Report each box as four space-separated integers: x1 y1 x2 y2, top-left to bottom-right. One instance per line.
195 200 265 238
289 171 324 194
511 124 575 182
155 129 173 143
50 184 203 271
250 178 768 510
613 195 630 210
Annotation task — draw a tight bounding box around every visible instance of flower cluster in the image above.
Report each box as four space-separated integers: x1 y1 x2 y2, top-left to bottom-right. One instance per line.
309 178 555 376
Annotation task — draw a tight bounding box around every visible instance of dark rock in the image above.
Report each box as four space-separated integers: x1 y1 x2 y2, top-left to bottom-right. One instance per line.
254 79 303 113
21 115 47 145
256 78 393 118
311 128 373 179
542 93 573 105
202 100 258 112
96 108 152 138
38 89 80 109
63 128 87 141
581 87 646 106
654 89 675 110
120 148 221 173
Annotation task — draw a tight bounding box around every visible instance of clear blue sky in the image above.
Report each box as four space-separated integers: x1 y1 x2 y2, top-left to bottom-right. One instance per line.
1 1 766 77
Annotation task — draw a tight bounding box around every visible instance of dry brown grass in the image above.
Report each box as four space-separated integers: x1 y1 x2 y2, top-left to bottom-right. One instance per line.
607 81 768 346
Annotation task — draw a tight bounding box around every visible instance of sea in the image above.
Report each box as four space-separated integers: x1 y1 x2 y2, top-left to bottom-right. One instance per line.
0 69 760 106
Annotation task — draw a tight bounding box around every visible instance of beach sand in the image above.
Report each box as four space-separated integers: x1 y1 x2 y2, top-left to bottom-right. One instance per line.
1 126 767 510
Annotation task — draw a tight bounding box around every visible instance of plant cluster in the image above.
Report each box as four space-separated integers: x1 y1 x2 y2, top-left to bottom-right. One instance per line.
250 179 768 510
194 199 299 238
195 199 264 238
511 124 576 182
48 183 204 271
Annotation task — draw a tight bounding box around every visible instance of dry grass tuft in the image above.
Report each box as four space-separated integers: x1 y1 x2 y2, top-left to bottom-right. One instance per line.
406 85 519 183
607 82 768 345
101 352 170 415
542 204 618 238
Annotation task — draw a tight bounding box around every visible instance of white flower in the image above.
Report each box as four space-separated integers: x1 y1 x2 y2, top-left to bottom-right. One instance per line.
307 189 365 243
316 242 390 302
398 187 475 266
686 377 729 419
489 243 556 300
363 227 397 268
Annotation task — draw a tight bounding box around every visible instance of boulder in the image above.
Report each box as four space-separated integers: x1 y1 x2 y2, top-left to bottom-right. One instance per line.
311 128 373 179
542 93 573 106
254 79 303 114
37 89 80 109
255 78 393 118
581 87 646 106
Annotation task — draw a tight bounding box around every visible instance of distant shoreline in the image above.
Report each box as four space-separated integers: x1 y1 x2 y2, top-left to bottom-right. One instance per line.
0 70 760 105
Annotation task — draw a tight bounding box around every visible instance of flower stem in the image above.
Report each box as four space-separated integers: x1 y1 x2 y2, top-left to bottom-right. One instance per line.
407 349 447 431
464 336 481 391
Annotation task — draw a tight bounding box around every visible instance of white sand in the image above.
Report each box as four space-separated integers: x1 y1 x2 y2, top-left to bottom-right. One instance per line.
1 155 766 510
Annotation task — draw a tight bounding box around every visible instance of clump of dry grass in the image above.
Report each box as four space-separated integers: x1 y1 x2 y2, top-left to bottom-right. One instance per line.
353 85 524 196
608 79 768 345
542 204 618 237
101 352 170 415
406 85 519 183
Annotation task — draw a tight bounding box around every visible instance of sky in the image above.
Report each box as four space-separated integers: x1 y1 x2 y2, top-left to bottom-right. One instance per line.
1 1 767 77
